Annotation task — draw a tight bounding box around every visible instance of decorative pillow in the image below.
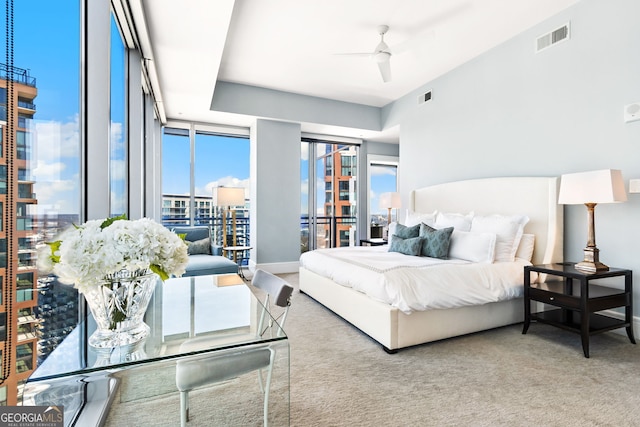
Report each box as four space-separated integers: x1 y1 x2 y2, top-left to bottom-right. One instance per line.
388 221 397 237
515 233 535 262
419 224 453 259
405 210 437 227
393 223 420 239
448 230 497 263
470 214 529 262
187 237 211 255
435 211 474 231
388 235 423 256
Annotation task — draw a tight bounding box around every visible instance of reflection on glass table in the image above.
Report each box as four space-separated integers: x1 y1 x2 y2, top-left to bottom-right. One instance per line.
23 274 290 427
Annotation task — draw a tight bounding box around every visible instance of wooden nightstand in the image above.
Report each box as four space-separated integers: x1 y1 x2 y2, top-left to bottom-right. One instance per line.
523 262 635 358
360 238 387 246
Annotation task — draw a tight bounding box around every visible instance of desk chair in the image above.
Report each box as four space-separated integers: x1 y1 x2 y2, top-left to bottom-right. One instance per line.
175 270 293 427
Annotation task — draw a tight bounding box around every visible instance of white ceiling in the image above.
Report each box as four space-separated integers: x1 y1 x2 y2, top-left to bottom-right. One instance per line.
141 0 580 141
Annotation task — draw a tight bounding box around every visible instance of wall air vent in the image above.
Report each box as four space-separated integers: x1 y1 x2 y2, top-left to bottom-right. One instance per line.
418 90 432 105
536 22 570 53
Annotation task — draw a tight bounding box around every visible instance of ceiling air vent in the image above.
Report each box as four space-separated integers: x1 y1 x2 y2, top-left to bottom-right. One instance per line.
418 90 432 105
536 22 570 53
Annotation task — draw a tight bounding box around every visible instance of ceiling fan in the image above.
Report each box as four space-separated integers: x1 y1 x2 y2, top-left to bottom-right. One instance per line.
337 25 395 83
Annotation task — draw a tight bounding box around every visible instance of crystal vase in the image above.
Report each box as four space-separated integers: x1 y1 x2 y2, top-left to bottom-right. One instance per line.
84 269 158 349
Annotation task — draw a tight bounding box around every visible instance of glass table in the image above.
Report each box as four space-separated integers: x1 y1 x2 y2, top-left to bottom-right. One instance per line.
23 274 290 426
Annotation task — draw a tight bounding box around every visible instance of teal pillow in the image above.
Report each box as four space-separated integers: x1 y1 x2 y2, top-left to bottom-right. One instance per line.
419 223 454 259
394 223 420 239
388 235 423 256
187 237 212 255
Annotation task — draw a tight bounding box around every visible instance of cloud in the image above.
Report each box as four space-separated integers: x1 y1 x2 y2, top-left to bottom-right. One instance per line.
30 115 81 216
300 142 309 161
110 159 127 181
196 176 250 198
31 115 80 162
111 189 127 216
32 160 67 181
34 176 79 216
370 164 397 176
110 121 124 153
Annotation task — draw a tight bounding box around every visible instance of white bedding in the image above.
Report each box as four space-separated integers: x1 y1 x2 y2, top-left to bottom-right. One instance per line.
299 245 531 314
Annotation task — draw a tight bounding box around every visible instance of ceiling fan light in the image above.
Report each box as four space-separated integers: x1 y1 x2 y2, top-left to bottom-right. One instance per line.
374 51 391 63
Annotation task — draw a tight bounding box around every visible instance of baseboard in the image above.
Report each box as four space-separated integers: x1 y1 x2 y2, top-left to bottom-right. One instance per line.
600 309 639 339
247 260 299 275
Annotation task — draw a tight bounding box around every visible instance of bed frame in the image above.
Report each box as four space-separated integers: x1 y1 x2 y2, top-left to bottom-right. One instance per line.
299 177 563 352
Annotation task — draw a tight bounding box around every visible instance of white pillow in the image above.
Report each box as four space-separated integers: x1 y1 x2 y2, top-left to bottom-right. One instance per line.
470 214 529 262
405 210 437 227
448 230 497 263
435 211 474 231
388 221 397 237
515 233 535 262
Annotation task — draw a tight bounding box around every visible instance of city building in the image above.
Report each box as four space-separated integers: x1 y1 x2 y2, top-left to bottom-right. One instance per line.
162 193 250 262
322 144 357 248
0 64 39 405
162 194 214 227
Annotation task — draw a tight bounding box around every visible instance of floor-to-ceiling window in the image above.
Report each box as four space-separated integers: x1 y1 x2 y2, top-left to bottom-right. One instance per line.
109 13 127 217
195 130 249 249
161 125 250 253
1 0 80 405
301 138 359 252
368 158 399 238
0 0 158 406
162 127 191 226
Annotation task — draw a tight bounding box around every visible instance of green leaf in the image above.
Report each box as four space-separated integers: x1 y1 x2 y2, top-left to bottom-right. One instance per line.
46 241 62 263
101 214 128 230
177 233 187 241
110 307 128 329
150 264 169 281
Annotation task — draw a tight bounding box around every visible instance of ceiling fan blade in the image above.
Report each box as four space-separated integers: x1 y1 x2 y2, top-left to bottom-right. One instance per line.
333 52 372 57
377 58 391 83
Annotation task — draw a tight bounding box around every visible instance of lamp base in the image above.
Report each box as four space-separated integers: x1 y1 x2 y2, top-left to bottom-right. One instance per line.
575 247 609 273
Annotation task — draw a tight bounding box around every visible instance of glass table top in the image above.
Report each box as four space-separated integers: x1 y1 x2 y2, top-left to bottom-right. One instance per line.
28 274 288 382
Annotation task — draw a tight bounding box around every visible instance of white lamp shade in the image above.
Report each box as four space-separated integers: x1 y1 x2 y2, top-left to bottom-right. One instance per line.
379 192 402 209
213 187 245 207
558 169 627 205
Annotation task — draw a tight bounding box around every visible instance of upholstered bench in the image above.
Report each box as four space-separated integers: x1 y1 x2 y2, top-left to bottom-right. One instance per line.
170 225 238 276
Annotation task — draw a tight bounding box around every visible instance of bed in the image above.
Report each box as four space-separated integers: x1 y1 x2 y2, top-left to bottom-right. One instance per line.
299 176 563 353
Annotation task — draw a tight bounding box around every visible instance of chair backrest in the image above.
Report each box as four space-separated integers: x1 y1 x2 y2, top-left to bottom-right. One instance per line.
252 269 293 308
170 225 211 242
252 269 293 336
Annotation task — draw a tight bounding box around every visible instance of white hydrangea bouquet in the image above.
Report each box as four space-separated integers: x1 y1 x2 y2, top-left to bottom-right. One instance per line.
37 215 189 294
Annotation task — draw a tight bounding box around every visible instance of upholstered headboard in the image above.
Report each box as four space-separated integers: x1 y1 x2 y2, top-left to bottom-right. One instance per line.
410 177 563 265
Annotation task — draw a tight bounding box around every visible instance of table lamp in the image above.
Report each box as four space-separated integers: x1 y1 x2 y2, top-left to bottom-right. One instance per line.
379 192 401 227
558 169 627 272
212 186 246 247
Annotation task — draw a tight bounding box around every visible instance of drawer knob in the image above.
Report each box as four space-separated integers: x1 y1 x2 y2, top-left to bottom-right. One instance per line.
549 297 555 301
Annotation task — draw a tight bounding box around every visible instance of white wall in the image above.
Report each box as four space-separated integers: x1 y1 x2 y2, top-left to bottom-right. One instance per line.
383 0 640 316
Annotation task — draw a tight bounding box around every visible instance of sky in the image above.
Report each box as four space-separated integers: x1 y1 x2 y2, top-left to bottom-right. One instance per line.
162 132 250 199
3 1 81 216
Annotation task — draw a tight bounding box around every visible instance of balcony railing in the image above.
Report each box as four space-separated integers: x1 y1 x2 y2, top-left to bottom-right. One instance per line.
162 215 251 264
18 99 36 110
300 215 357 252
0 64 36 87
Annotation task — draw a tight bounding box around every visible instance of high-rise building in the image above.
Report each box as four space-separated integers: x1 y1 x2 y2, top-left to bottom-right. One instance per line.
161 193 250 261
323 144 357 248
0 64 39 405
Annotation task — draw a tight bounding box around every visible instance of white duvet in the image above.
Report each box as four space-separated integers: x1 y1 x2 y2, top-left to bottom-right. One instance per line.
299 245 531 314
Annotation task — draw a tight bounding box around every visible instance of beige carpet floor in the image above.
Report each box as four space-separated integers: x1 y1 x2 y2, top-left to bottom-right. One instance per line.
105 272 640 426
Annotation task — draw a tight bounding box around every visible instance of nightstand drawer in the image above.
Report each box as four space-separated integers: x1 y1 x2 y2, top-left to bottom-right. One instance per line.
529 286 579 309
